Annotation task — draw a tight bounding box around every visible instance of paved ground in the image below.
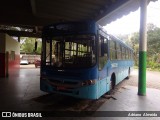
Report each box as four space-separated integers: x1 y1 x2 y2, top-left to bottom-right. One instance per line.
0 66 160 119
20 64 36 69
119 69 160 90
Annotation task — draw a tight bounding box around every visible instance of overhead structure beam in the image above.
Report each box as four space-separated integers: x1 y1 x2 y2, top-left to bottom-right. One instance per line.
0 30 41 38
30 0 37 16
0 0 157 38
97 0 130 25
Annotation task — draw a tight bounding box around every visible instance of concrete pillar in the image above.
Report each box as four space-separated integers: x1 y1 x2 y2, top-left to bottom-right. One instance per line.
138 0 147 96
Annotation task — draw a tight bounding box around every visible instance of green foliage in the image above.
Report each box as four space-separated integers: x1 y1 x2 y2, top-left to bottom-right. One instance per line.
147 61 160 71
20 37 42 54
36 41 42 54
147 24 160 60
118 23 160 71
146 24 160 71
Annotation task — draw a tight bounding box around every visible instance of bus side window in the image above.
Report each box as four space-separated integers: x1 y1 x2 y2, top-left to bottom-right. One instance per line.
104 38 108 54
99 37 107 57
116 42 121 60
110 40 116 60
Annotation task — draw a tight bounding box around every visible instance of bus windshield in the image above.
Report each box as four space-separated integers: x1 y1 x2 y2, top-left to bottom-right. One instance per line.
43 34 96 68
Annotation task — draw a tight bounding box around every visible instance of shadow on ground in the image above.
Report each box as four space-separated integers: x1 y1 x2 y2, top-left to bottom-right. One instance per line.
31 93 106 111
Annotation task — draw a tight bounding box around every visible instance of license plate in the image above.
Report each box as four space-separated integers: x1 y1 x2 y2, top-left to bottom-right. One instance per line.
57 86 66 90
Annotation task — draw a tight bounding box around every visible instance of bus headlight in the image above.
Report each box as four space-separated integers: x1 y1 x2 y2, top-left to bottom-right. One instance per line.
81 80 96 86
40 75 47 81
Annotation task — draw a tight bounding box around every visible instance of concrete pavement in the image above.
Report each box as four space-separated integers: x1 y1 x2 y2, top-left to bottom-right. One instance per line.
0 68 160 120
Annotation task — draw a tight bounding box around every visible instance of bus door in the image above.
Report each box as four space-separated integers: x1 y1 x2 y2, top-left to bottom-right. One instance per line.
98 35 109 96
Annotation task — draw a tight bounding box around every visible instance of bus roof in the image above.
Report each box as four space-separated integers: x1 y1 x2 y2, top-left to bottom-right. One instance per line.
42 20 133 51
42 20 98 37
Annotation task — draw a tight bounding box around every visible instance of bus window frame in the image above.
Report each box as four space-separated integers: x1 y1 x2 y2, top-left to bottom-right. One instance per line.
98 34 108 71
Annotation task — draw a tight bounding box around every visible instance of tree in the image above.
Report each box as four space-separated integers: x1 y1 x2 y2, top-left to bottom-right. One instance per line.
129 32 139 66
125 23 160 70
20 37 42 54
147 23 160 69
36 40 42 54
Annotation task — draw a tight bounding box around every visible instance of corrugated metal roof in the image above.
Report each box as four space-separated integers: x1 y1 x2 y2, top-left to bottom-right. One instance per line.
97 0 158 25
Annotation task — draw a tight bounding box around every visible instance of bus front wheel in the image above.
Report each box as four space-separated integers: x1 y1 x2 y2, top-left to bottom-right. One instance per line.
109 74 116 94
126 68 130 79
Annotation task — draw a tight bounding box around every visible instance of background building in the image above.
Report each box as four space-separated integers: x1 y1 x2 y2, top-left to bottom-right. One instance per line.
0 33 20 77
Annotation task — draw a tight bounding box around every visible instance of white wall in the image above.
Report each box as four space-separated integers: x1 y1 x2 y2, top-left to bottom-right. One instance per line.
5 34 20 54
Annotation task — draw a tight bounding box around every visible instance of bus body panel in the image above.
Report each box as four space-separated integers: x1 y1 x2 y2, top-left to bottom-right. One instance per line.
97 76 110 98
108 60 134 84
40 65 99 99
40 59 133 100
98 59 134 94
41 65 98 80
40 79 98 99
40 21 134 99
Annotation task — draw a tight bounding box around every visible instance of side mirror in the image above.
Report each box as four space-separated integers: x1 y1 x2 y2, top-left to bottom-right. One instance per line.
35 41 37 51
101 43 104 56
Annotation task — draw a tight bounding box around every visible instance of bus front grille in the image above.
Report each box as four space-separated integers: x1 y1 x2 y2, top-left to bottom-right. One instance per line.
47 79 80 88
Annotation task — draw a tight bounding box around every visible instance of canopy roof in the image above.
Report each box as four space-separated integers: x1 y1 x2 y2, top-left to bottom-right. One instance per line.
0 0 157 37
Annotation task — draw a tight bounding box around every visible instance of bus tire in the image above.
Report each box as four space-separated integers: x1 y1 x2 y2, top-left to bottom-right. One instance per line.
126 68 130 79
108 74 116 94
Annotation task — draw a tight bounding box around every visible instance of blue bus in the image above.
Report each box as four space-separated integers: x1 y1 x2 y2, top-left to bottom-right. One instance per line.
40 21 134 99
